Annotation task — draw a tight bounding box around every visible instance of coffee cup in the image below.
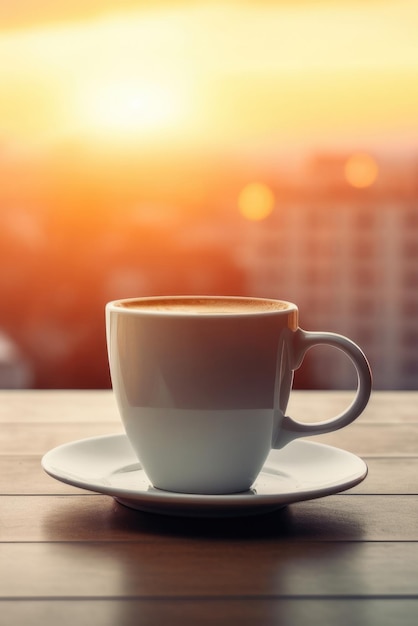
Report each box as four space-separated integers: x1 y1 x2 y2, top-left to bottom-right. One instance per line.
106 295 372 494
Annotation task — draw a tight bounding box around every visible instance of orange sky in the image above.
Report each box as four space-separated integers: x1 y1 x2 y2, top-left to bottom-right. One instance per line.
1 1 417 152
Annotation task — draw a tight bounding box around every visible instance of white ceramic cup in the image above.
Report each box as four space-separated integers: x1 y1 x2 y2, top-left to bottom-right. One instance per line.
106 295 372 495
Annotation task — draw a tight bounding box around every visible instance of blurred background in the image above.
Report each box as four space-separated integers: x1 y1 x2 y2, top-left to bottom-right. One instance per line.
0 0 417 390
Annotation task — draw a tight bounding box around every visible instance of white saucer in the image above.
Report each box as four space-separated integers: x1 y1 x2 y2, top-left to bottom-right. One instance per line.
42 434 367 518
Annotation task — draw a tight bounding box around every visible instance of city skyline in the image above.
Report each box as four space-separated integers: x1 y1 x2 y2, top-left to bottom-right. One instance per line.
1 138 417 390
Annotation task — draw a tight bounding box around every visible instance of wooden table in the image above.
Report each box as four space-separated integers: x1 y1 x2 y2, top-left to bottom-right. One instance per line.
1 390 417 625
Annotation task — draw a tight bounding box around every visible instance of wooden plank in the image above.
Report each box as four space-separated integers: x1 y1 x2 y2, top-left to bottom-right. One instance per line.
0 456 91 494
350 458 418 495
360 391 418 423
309 423 418 456
1 542 418 598
0 423 124 455
288 391 418 424
1 390 416 425
1 495 418 542
0 390 118 423
1 599 418 626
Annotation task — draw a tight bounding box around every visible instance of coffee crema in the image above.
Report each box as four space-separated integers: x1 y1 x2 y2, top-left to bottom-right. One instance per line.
115 297 291 315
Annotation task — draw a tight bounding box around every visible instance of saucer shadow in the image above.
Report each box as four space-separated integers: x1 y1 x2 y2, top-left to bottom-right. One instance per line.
41 493 365 542
110 495 365 541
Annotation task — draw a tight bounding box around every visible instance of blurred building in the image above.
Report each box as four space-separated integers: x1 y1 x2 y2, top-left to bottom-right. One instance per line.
0 331 32 389
236 153 418 390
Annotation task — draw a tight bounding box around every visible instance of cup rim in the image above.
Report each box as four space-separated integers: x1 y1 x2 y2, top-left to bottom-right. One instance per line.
106 295 298 317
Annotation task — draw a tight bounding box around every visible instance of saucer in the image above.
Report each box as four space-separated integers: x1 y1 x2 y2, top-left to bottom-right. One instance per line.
42 434 367 518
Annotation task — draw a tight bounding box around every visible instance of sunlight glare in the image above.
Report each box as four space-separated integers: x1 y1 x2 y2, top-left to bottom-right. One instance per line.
0 2 418 145
77 79 188 137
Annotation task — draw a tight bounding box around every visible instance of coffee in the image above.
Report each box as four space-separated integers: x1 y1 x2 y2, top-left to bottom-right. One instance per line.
116 296 290 315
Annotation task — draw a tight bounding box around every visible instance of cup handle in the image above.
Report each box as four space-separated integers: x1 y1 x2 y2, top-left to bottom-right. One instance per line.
276 329 372 447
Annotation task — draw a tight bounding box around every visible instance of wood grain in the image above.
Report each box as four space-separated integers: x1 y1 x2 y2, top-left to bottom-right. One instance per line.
1 542 418 598
0 390 118 423
2 599 417 626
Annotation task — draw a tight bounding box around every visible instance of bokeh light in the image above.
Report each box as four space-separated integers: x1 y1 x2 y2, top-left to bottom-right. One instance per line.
344 153 379 189
238 183 275 221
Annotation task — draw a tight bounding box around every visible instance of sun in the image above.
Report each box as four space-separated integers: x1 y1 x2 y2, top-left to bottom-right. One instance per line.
76 78 189 138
